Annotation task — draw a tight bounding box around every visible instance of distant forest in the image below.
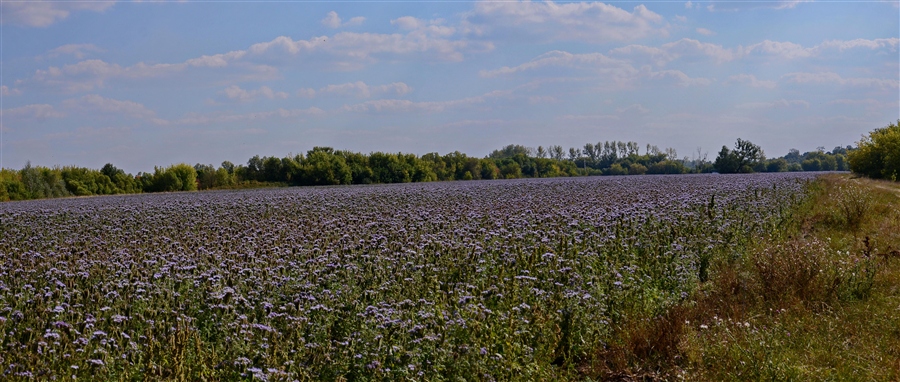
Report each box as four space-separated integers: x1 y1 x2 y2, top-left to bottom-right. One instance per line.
0 139 851 202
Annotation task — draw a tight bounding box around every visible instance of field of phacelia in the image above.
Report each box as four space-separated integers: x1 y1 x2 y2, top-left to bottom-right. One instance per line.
0 173 818 380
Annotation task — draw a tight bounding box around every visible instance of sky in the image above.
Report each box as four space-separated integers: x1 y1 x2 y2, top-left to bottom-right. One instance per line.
1 0 898 174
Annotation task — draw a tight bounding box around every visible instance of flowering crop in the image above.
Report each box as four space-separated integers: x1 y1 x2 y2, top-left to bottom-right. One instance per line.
0 173 816 380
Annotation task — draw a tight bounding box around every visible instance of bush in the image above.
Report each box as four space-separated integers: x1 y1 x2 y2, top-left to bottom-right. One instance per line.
143 164 198 192
848 120 900 181
833 184 872 230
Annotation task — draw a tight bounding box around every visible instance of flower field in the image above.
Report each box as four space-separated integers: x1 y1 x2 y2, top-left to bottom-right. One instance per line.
0 173 818 380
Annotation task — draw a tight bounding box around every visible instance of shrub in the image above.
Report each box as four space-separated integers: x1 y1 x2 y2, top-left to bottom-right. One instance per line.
848 120 900 181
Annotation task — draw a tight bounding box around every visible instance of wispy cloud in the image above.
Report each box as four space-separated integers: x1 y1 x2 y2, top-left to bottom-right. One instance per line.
726 74 777 89
61 94 168 125
342 89 513 114
706 0 813 12
480 50 633 77
827 98 896 112
1 85 23 96
175 107 325 125
315 81 412 98
782 72 899 89
18 23 491 92
0 1 115 27
608 37 899 67
480 50 712 87
736 99 810 109
0 104 65 120
321 11 365 29
42 44 105 60
221 85 289 102
463 0 667 43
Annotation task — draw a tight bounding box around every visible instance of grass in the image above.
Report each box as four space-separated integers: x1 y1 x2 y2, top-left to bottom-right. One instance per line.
585 174 900 381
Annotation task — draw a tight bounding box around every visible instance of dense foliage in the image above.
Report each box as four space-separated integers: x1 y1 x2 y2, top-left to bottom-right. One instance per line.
1 138 852 202
848 120 900 181
0 173 817 379
713 139 850 174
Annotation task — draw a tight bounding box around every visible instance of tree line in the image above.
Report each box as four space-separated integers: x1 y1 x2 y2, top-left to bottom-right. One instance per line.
0 138 864 202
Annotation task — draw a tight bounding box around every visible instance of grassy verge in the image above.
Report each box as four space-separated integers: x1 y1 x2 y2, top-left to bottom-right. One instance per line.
584 174 900 381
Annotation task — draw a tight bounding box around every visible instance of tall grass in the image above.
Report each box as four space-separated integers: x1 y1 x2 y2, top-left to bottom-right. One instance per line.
673 174 900 381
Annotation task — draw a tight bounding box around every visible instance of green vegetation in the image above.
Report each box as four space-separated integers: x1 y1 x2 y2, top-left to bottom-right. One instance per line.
1 131 867 202
590 174 900 380
848 119 900 181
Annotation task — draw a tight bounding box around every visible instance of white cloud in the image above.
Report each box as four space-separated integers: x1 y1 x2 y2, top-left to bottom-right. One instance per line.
296 88 316 98
609 38 735 65
319 81 374 98
660 38 733 62
782 72 899 89
464 0 667 43
294 81 413 99
322 11 365 29
222 85 289 102
685 1 693 9
736 99 810 109
0 1 115 27
175 107 325 125
617 104 650 114
696 27 715 36
248 29 488 67
827 98 894 112
185 51 247 68
0 104 64 120
528 95 558 104
1 85 22 96
381 82 413 96
391 16 423 30
20 51 258 92
27 59 122 91
726 74 777 89
342 89 511 114
480 50 633 77
644 68 713 87
816 38 899 52
706 0 812 11
607 37 898 68
480 49 712 87
62 94 168 125
345 17 366 27
741 40 812 59
558 114 621 122
43 44 105 59
322 11 342 28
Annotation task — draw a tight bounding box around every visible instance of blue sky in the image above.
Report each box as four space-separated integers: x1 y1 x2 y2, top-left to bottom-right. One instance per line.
1 0 898 174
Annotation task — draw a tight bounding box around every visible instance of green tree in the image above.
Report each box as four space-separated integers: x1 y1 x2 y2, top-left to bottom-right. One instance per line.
499 161 522 179
766 158 788 173
628 163 647 175
194 164 218 190
647 160 686 174
480 159 500 180
144 164 197 192
714 139 764 173
848 120 900 181
302 147 352 186
489 144 531 159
